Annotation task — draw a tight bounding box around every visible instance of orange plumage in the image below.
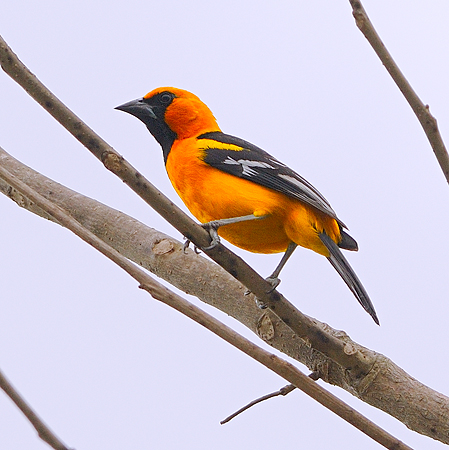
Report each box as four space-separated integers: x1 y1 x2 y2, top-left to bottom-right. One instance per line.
116 87 379 324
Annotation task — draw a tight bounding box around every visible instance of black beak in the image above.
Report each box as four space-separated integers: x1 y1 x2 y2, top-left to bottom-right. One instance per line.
115 98 157 120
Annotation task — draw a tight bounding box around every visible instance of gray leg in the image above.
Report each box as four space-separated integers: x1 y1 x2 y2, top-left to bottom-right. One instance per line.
247 241 298 309
266 242 298 290
202 214 268 250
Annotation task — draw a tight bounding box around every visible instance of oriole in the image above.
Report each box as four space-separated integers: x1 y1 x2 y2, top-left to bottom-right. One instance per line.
116 87 379 324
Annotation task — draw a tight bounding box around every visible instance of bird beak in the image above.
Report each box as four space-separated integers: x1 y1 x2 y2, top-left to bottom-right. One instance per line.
114 98 157 119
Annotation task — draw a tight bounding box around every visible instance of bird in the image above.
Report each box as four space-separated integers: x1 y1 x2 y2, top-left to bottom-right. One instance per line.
115 87 379 324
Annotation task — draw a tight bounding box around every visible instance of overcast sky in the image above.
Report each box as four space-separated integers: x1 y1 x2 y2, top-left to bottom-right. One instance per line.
1 1 449 449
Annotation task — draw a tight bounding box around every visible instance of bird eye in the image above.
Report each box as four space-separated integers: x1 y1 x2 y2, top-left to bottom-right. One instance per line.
160 92 173 104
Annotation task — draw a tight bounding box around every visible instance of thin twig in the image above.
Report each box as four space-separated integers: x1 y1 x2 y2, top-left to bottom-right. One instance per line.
221 372 321 424
349 0 449 183
221 384 297 425
0 158 413 450
0 369 71 450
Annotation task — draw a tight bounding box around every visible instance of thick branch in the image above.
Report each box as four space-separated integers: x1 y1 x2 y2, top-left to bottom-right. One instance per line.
1 27 449 443
349 0 449 183
0 156 412 450
1 147 448 443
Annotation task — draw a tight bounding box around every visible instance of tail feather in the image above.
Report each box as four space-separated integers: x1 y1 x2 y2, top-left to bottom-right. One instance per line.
319 232 379 325
338 228 358 251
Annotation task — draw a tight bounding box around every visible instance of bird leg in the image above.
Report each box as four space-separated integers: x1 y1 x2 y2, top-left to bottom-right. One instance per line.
201 214 268 250
265 242 298 291
246 242 298 308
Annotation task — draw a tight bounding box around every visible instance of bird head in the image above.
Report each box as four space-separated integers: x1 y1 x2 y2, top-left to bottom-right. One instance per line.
115 87 220 158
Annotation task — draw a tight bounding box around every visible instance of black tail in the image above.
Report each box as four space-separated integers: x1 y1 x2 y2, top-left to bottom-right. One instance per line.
319 232 379 325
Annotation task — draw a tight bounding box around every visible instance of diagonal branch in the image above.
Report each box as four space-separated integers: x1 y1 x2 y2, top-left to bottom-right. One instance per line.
0 34 374 381
0 154 413 450
1 35 449 443
0 29 449 442
0 369 72 450
349 0 449 183
1 146 448 444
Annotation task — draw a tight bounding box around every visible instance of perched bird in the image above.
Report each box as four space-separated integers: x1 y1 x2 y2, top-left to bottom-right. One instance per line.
116 87 379 324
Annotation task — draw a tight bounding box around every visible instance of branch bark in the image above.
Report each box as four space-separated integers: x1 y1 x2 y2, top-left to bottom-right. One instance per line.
1 146 448 444
0 149 412 450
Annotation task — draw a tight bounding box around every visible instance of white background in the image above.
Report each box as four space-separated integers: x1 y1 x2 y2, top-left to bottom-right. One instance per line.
1 1 448 449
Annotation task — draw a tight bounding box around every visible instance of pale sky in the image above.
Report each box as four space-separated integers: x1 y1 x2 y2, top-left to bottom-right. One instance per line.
1 1 449 449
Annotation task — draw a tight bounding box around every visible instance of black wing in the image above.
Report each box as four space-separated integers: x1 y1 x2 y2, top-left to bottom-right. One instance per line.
198 131 346 228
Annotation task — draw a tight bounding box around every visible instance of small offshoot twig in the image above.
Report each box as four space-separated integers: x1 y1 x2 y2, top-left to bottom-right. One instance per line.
221 371 320 425
221 384 296 425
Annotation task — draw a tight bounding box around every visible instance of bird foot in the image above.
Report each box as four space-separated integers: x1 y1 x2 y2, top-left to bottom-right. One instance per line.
201 221 221 250
182 238 201 254
244 276 281 308
265 276 281 293
255 297 268 309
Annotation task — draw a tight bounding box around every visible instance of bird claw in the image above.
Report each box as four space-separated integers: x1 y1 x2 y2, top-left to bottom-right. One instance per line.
183 238 201 254
201 222 221 250
255 297 268 309
244 276 281 309
183 221 221 253
183 239 191 253
255 276 281 307
265 276 281 293
244 289 267 309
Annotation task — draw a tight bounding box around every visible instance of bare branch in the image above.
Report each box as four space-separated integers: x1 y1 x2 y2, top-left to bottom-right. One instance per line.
0 34 375 381
0 369 71 450
349 0 449 183
0 157 413 450
1 145 448 445
1 34 449 443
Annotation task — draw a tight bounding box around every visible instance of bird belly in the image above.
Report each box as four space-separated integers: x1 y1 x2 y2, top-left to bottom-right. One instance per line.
217 215 291 254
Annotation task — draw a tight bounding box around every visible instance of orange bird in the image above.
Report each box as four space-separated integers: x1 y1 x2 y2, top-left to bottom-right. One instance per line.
116 87 379 324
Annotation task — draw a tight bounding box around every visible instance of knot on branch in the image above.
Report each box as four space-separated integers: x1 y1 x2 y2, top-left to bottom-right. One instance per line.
152 239 175 256
102 151 123 174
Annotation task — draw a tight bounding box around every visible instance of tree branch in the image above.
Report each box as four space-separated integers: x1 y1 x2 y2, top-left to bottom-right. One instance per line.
1 34 449 443
0 34 374 381
349 0 449 183
0 154 413 450
221 383 297 425
0 369 72 450
1 146 448 444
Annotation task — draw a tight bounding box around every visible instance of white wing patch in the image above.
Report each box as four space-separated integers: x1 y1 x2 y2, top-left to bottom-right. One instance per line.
223 156 276 177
